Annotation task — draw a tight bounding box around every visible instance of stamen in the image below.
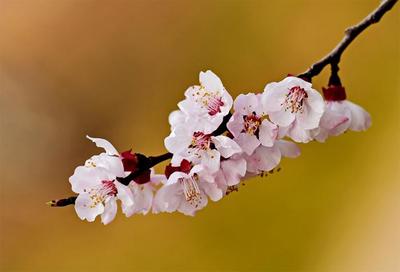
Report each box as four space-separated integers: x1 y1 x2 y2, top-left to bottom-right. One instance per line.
86 180 117 208
242 112 262 135
189 132 211 155
192 87 224 116
282 86 308 113
181 176 202 208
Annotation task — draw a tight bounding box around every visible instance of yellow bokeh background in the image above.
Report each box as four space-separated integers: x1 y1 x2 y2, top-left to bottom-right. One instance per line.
1 0 399 271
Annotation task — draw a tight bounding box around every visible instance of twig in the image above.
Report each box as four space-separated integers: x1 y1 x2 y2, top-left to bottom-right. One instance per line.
297 0 398 81
49 0 398 207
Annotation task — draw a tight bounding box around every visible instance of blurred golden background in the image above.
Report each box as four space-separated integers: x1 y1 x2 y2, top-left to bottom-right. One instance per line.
0 0 399 271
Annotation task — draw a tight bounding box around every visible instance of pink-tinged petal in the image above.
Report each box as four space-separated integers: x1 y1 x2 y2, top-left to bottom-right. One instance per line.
101 199 118 225
235 133 260 155
259 120 278 147
153 183 182 214
201 149 221 173
115 182 134 207
178 98 198 115
221 157 247 186
212 135 242 158
201 182 223 202
343 100 371 131
168 110 186 127
221 90 234 115
234 93 259 115
69 166 106 194
306 88 325 114
74 193 104 222
287 121 313 143
297 103 324 130
283 76 312 89
269 109 295 127
166 171 189 186
190 164 204 176
86 136 119 156
262 83 288 112
276 140 300 158
246 145 281 173
164 132 191 154
311 127 329 143
199 70 223 91
227 113 245 138
177 191 208 216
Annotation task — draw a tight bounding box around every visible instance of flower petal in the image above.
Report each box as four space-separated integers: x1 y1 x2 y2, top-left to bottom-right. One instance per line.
235 133 260 155
343 100 371 131
86 136 119 156
74 193 104 222
259 120 278 147
199 70 223 91
212 135 242 158
101 199 118 225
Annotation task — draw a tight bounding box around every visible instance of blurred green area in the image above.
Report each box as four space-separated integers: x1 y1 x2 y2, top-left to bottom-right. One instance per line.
0 0 399 271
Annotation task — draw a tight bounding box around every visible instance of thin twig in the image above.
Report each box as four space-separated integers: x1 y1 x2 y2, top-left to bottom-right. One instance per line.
297 0 398 81
49 0 398 207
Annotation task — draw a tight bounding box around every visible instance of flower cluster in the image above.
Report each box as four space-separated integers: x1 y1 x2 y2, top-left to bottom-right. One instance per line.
69 70 370 224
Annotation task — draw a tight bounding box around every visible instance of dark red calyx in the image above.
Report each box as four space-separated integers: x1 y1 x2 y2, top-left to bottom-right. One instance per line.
133 169 151 184
322 85 347 101
165 159 191 179
120 149 138 172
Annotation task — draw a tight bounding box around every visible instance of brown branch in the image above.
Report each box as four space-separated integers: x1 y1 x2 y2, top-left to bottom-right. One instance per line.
297 0 398 81
49 0 398 207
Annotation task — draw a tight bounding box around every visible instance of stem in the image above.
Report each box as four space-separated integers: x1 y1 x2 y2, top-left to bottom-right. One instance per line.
49 0 398 207
297 0 398 81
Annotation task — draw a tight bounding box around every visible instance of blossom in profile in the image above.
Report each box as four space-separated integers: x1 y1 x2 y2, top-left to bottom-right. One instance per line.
312 85 371 142
262 76 325 143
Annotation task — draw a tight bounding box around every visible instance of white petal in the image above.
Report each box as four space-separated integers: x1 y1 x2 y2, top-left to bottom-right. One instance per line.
69 166 106 194
287 121 313 143
199 70 223 91
212 135 242 158
86 136 119 156
234 93 259 115
166 171 189 186
101 199 118 225
276 140 301 158
235 133 260 155
201 149 221 173
164 131 191 154
297 103 324 130
227 113 245 138
201 182 223 202
262 82 288 112
153 183 182 213
168 110 187 128
343 100 371 131
74 193 104 222
259 120 278 147
115 182 134 207
306 88 325 114
269 109 295 127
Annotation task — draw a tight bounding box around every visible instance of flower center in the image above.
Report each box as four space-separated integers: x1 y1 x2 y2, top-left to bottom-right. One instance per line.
282 86 308 113
194 87 224 116
190 132 211 151
86 180 118 208
180 176 202 208
242 112 262 135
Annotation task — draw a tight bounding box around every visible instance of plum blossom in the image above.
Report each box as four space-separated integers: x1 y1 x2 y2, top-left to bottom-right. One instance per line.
69 136 134 224
153 159 223 216
312 85 371 142
164 121 241 173
227 93 278 155
262 76 325 143
177 70 233 133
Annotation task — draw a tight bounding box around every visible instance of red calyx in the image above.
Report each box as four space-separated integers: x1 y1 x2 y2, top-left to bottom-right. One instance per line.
120 149 138 172
165 159 191 179
322 85 347 101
